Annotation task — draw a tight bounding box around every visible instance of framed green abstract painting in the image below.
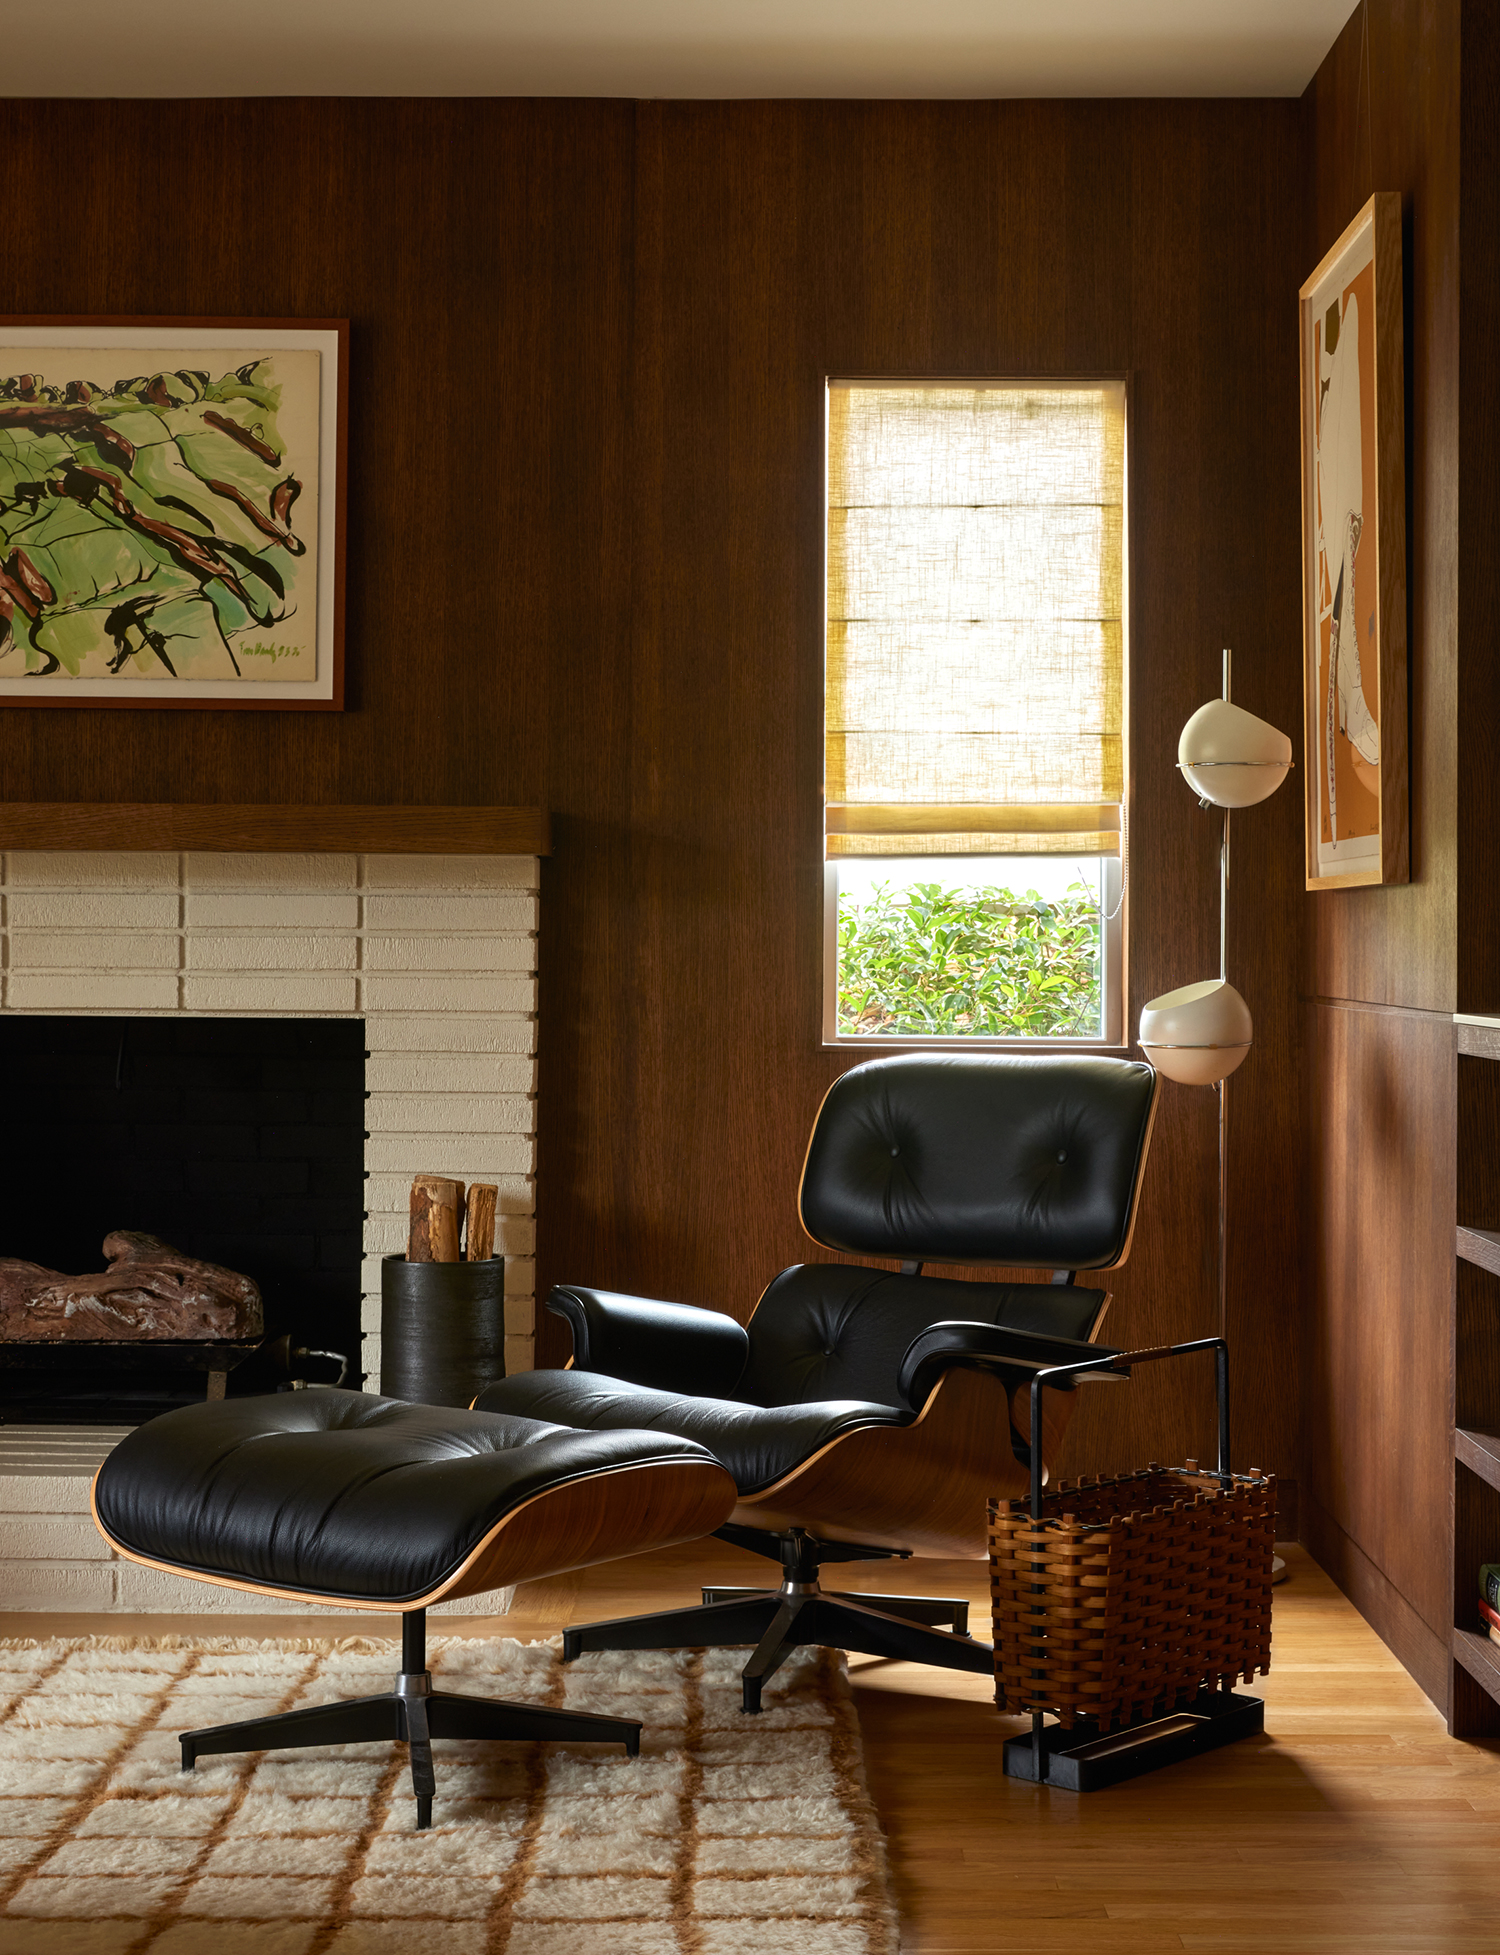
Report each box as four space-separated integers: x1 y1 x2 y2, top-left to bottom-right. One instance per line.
0 317 346 709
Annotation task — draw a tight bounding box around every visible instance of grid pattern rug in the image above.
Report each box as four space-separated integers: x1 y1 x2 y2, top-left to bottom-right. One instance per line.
0 1634 899 1955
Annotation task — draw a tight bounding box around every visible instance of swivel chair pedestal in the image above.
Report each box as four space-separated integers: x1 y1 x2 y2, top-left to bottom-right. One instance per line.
563 1524 990 1713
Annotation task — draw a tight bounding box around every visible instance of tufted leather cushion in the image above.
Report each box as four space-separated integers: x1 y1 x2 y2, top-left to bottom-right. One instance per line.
472 1370 906 1495
735 1262 1108 1409
800 1053 1156 1268
93 1390 723 1605
549 1287 750 1396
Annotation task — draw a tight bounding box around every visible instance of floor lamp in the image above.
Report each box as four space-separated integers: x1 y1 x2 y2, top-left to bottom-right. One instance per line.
1137 651 1292 1574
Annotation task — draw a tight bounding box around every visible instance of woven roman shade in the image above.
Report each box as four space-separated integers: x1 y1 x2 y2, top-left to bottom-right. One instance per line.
826 381 1125 856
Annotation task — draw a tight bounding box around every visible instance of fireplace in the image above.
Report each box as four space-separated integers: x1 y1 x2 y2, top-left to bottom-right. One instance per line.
0 821 544 1610
0 1015 366 1422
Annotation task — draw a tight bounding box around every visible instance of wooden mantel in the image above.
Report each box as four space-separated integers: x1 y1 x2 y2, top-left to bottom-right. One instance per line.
0 804 551 855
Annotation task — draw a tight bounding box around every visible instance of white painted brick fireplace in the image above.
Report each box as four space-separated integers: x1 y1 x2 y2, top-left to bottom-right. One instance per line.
0 845 539 1612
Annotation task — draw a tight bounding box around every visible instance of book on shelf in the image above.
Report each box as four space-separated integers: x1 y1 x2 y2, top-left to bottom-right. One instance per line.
1491 1625 1500 1650
1482 1564 1500 1612
1480 1595 1500 1635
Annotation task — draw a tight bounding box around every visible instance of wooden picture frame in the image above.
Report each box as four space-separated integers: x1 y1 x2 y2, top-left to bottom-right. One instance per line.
1299 196 1407 888
0 317 346 711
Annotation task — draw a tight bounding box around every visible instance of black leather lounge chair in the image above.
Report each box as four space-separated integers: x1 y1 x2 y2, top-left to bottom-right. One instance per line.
474 1051 1159 1711
92 1392 736 1825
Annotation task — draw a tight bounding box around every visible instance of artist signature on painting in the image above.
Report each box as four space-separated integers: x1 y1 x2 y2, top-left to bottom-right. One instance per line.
239 642 300 663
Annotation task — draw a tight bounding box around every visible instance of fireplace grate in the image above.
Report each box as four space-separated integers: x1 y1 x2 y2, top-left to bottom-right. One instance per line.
0 1015 366 1423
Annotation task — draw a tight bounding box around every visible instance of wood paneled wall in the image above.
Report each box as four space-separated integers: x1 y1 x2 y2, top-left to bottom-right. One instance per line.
1457 1 1500 1019
0 96 1307 1492
1300 0 1466 1712
0 99 639 808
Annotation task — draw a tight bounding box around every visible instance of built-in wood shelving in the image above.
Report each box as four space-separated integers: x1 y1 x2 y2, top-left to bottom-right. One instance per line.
1452 1014 1500 1728
1453 1627 1500 1700
1457 1225 1500 1278
1457 1016 1500 1061
1454 1014 1500 1731
0 803 551 856
1456 1428 1500 1494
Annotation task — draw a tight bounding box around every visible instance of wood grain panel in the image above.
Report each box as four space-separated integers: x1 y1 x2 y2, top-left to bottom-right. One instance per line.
1455 1428 1500 1494
1302 998 1454 1656
1299 0 1491 1727
532 99 1309 1506
1302 1488 1451 1711
1452 1626 1500 1702
1457 0 1500 1016
1455 1259 1500 1435
729 1365 1078 1559
0 97 636 812
1457 1226 1500 1280
1458 1019 1500 1060
0 95 1307 1493
0 804 550 854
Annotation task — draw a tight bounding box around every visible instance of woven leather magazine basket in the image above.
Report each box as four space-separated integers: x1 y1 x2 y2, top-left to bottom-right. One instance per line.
988 1463 1276 1732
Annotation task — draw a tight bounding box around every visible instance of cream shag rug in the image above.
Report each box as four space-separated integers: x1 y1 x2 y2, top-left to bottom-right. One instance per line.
0 1634 899 1955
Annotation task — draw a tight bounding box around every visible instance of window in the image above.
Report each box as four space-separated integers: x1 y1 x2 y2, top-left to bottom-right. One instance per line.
823 379 1126 1046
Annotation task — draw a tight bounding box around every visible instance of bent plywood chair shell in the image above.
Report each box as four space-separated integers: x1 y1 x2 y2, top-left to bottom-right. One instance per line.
729 1328 1088 1559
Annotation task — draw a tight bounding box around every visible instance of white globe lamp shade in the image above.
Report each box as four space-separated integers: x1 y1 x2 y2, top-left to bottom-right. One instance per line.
1178 698 1292 808
1138 978 1253 1086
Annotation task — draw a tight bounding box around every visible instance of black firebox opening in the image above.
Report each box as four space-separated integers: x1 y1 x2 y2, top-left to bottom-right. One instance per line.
0 1016 366 1421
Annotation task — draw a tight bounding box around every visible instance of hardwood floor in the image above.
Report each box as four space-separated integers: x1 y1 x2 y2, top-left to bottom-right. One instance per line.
4 1539 1496 1951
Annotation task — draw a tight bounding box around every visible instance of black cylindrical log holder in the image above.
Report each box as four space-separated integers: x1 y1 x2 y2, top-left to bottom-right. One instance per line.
380 1255 506 1408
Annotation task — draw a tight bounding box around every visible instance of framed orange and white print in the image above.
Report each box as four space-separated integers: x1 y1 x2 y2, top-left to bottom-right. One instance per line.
1299 194 1407 889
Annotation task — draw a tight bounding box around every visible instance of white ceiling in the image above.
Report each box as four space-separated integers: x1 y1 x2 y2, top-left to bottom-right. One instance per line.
10 0 1354 99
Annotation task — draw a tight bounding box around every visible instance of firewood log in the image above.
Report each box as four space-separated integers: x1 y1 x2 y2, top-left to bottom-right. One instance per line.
408 1175 463 1263
465 1183 498 1263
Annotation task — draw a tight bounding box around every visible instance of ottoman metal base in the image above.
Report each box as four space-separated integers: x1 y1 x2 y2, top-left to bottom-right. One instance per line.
179 1608 641 1829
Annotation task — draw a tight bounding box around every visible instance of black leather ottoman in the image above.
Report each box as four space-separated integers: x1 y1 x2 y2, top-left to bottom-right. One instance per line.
92 1389 736 1826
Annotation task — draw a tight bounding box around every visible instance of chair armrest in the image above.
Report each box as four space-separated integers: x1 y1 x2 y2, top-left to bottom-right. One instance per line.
546 1286 750 1396
897 1320 1122 1414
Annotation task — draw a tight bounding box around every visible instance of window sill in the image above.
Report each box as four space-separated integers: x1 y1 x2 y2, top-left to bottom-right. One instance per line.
821 1037 1133 1056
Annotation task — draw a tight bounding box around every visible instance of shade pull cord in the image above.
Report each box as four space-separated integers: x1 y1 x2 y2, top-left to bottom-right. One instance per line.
1219 649 1231 982
1102 798 1127 923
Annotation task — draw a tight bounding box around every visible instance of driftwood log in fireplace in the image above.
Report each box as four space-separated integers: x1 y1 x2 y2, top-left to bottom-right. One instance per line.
0 1232 263 1402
